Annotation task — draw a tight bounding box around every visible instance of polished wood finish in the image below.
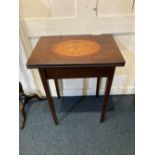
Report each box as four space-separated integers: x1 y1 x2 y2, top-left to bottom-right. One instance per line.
96 77 101 97
54 79 61 98
52 39 100 57
27 35 125 68
39 69 59 125
100 67 115 122
45 66 114 78
27 35 125 125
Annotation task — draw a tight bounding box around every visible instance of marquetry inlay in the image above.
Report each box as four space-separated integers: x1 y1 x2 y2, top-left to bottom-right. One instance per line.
52 39 101 56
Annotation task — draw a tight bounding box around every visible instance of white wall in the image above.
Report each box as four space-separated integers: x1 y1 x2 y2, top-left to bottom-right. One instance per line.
19 0 135 96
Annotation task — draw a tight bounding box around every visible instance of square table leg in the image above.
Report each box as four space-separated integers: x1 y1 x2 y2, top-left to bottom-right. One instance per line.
39 68 59 125
54 79 61 98
96 77 101 97
100 67 115 122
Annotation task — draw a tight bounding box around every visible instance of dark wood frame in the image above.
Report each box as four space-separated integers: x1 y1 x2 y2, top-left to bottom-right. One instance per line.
38 66 115 125
26 35 125 125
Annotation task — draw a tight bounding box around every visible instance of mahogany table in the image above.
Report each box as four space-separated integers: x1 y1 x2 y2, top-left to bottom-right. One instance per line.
27 35 125 125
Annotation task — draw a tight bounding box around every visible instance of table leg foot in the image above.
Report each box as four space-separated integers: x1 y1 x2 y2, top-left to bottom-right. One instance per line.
100 117 105 123
39 69 59 125
100 67 115 123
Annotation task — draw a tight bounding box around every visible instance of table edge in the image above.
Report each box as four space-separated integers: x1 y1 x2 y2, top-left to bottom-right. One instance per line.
27 61 125 69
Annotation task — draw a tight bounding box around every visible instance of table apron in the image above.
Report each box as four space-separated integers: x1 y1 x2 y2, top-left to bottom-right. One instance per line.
44 67 115 79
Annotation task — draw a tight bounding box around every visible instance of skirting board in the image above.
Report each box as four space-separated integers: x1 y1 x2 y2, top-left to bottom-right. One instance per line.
24 87 135 97
61 87 135 96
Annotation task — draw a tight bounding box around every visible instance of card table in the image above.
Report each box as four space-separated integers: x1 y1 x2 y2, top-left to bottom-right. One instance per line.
27 35 125 125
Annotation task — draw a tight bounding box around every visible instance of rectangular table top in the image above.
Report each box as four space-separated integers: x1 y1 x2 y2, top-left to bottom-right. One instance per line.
27 35 125 68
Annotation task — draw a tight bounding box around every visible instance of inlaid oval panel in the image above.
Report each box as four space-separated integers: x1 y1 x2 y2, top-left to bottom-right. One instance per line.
52 39 101 57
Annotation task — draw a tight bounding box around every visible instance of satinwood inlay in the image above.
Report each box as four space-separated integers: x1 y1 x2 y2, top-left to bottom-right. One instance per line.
52 39 101 56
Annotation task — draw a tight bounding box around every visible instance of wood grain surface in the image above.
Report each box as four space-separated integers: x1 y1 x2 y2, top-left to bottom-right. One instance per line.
27 35 125 68
52 39 100 57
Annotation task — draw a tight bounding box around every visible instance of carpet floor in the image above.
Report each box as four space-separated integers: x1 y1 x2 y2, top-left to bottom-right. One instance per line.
19 95 135 155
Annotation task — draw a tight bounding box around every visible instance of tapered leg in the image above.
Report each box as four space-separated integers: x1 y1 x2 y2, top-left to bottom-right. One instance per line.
96 77 101 97
54 79 61 98
100 67 115 123
39 69 59 125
